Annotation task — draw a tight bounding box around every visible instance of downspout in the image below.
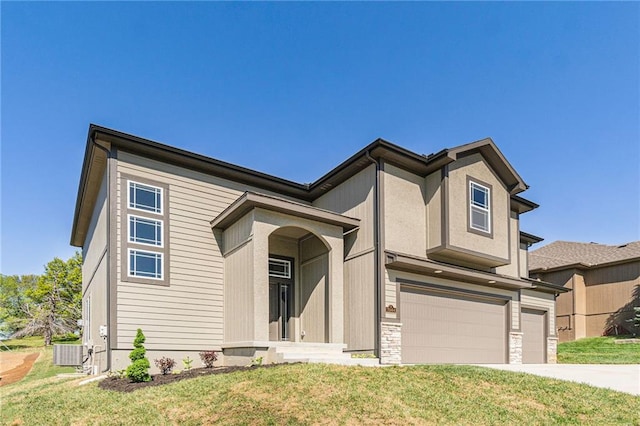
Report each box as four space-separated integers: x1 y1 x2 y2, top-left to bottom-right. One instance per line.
365 151 382 358
91 137 111 373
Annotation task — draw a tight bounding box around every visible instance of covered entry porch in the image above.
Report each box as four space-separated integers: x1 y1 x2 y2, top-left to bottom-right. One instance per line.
211 192 359 365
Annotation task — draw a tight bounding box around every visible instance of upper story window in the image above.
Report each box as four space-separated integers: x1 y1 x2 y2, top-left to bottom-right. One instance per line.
469 181 491 233
129 181 162 214
129 215 163 247
84 297 91 342
129 249 163 279
269 258 291 278
122 175 169 285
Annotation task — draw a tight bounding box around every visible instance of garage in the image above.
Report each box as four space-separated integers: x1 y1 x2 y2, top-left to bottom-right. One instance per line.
521 308 546 363
400 284 508 364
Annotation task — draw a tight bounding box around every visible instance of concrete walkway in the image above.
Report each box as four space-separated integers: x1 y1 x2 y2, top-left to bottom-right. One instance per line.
476 364 640 396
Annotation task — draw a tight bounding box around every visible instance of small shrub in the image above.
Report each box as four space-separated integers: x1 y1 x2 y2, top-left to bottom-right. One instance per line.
126 329 151 382
251 356 263 366
107 369 127 379
183 356 193 370
154 357 176 375
199 350 218 368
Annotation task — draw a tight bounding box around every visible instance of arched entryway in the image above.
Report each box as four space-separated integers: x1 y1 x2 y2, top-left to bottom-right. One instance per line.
269 226 330 343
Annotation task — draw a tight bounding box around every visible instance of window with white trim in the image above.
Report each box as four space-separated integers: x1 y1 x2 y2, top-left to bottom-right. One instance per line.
84 297 91 342
470 181 490 233
124 177 168 284
129 181 162 214
129 215 163 247
129 249 163 279
269 258 291 278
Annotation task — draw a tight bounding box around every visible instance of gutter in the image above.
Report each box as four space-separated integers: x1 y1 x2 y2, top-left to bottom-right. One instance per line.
90 138 111 373
365 150 382 358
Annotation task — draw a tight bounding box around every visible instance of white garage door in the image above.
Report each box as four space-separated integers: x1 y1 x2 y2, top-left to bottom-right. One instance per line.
401 285 507 364
522 308 546 364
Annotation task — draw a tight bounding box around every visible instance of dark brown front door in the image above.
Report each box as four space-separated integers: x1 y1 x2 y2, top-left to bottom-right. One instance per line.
269 281 292 341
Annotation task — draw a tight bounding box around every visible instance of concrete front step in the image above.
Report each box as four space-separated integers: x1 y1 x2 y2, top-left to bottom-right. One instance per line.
283 356 381 366
268 343 379 366
272 343 347 354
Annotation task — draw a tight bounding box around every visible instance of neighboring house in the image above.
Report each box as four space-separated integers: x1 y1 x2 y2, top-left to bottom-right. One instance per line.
530 241 640 342
71 124 567 372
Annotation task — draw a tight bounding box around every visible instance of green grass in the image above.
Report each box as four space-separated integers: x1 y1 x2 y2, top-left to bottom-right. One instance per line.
558 336 640 364
1 335 80 351
2 361 639 425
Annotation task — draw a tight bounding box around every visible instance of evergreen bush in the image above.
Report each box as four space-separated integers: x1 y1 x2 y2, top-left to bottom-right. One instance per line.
126 328 151 382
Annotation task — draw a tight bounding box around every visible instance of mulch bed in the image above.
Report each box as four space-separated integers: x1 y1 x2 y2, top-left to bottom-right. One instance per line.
98 363 286 393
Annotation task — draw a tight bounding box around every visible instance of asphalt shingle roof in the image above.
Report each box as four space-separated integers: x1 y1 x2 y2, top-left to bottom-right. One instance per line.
529 240 640 271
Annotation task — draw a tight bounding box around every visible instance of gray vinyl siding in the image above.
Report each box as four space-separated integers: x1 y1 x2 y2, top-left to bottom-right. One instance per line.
83 169 108 295
344 251 376 350
224 238 255 342
81 169 109 367
115 151 302 350
300 254 328 343
312 165 376 351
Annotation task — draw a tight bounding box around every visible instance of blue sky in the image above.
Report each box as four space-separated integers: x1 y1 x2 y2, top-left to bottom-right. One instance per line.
1 2 638 276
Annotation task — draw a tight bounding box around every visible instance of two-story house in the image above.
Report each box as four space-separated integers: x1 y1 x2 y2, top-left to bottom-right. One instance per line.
71 125 566 372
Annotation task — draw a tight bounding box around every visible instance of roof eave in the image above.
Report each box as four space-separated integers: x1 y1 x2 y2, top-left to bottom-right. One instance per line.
385 251 535 291
210 191 360 231
448 137 528 195
520 231 544 246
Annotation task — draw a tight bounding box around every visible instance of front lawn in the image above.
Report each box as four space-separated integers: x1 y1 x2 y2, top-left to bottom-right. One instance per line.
2 361 639 425
558 336 640 364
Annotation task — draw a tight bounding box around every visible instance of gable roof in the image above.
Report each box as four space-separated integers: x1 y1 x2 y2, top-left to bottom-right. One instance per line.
529 240 640 272
447 138 528 194
71 125 533 246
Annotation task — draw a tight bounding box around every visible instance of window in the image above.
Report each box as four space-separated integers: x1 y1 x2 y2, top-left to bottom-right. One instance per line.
470 181 490 233
84 297 91 342
129 181 162 214
129 215 163 246
269 258 291 278
122 176 169 285
129 249 163 279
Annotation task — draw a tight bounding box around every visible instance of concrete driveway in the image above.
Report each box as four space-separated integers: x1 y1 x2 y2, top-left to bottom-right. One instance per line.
475 364 640 396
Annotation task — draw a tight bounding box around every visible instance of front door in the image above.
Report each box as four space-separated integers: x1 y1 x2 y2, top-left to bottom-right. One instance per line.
269 282 292 341
268 257 294 341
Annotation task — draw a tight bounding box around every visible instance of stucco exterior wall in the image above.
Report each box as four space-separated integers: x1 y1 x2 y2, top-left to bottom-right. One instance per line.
425 171 442 251
495 212 520 278
382 163 426 257
519 244 529 279
447 153 510 262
